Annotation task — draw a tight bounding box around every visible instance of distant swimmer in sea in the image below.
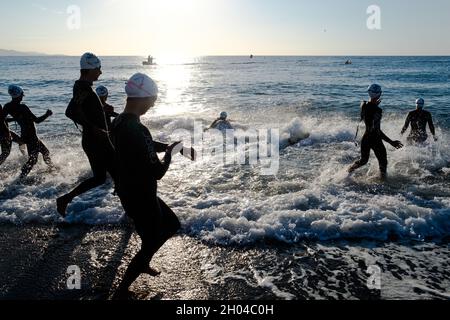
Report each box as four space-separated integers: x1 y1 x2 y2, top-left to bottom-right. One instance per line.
96 85 119 129
57 53 116 217
111 73 195 299
401 98 437 145
1 85 54 178
204 112 234 132
0 103 26 166
348 84 403 179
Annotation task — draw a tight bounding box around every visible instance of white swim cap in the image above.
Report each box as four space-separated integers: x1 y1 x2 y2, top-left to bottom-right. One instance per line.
368 84 382 99
8 85 24 98
416 98 425 106
125 73 158 98
220 112 228 120
80 52 101 70
96 85 109 97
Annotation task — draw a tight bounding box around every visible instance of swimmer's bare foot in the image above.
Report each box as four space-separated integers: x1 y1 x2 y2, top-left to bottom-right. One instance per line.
142 266 161 277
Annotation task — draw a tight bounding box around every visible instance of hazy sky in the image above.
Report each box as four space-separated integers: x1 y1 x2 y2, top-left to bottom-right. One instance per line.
1 0 449 56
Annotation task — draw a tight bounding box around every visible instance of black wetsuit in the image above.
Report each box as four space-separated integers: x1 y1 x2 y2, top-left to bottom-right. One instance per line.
1 101 52 176
102 102 119 130
351 101 394 174
111 113 180 260
0 107 23 166
401 109 435 144
72 80 115 185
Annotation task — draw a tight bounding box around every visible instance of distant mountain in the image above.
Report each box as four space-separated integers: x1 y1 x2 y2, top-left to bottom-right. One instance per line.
0 49 50 56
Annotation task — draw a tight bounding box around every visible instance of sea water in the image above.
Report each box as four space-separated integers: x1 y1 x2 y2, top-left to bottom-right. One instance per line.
0 56 449 244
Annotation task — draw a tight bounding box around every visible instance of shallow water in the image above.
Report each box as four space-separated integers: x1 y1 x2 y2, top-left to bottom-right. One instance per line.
0 56 449 244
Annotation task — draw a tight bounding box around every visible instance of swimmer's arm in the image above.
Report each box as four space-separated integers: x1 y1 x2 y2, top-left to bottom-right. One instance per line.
148 150 170 180
428 114 436 136
381 131 403 149
360 101 366 122
401 114 411 135
104 104 119 118
153 141 169 153
380 131 394 144
0 106 10 123
140 130 171 180
34 111 51 123
207 119 220 130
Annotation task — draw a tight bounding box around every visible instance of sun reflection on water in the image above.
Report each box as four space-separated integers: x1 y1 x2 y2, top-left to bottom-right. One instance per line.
141 55 203 118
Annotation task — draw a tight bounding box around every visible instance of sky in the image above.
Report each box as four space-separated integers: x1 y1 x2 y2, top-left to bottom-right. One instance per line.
0 0 449 56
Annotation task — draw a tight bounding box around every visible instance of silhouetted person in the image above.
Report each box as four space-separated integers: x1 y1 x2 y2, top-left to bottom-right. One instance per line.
0 103 26 166
349 84 403 179
96 85 119 129
111 73 190 298
57 53 115 217
1 85 53 177
401 98 437 145
205 111 233 132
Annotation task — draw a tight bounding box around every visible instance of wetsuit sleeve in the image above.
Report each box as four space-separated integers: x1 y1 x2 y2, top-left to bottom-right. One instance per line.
0 107 8 135
27 106 50 124
0 105 12 130
427 113 436 136
144 132 171 180
0 106 7 122
153 141 169 153
104 104 119 118
134 126 171 180
360 101 367 122
380 131 394 144
401 113 411 134
375 109 394 144
209 119 220 129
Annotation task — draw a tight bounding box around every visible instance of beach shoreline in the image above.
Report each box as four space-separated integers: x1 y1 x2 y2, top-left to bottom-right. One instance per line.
0 225 448 300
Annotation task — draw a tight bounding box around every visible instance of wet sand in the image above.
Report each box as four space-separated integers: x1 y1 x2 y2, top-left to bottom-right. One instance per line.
0 225 449 300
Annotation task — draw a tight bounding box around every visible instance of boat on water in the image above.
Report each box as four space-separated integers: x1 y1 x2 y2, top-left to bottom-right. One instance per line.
345 59 352 65
143 55 155 65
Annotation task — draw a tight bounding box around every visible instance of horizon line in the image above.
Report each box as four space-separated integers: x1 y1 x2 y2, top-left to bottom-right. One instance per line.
1 54 450 58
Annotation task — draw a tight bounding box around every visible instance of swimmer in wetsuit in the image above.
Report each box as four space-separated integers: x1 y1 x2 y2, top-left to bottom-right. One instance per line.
401 98 437 145
348 84 403 179
204 111 234 132
1 85 54 178
57 53 116 217
0 103 26 166
96 85 119 130
111 73 193 298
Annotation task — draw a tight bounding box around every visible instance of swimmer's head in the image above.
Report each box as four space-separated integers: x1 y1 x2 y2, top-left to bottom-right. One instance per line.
416 98 425 109
219 111 228 120
125 73 158 115
8 85 24 101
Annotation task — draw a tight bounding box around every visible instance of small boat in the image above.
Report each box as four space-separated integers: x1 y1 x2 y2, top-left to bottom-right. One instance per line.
345 59 352 65
143 55 155 65
250 54 254 59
